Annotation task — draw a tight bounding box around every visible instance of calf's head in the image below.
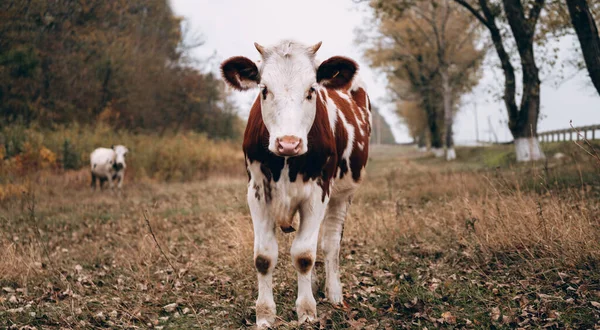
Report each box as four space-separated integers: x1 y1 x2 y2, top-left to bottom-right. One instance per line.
221 40 358 157
111 145 128 170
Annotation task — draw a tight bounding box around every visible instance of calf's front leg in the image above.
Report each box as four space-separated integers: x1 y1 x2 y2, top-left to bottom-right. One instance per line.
292 191 329 323
247 184 278 328
117 171 124 190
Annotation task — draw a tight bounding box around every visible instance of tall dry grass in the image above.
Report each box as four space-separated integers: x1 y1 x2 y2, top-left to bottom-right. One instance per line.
348 150 600 269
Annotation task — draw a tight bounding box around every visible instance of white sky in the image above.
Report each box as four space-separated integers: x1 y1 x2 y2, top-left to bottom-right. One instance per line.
170 0 600 144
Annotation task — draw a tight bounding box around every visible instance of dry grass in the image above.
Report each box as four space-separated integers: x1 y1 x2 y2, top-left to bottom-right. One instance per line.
1 143 599 329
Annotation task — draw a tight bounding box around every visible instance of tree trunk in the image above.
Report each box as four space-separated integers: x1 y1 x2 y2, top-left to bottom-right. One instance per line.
417 131 427 151
502 0 545 161
454 0 546 161
566 0 600 95
441 69 456 160
97 61 112 116
427 108 444 157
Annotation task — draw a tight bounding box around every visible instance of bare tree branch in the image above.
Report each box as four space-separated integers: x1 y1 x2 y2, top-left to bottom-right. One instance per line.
453 0 492 29
528 0 546 28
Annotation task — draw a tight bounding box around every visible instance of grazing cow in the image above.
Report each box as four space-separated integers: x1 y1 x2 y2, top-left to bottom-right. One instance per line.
90 145 128 191
221 40 371 327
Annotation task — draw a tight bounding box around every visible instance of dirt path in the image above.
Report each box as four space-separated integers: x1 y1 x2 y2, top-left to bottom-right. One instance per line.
1 145 599 329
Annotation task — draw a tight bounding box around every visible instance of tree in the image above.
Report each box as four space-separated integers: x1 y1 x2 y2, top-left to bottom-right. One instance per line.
371 106 397 145
363 0 484 159
395 100 428 148
565 0 600 95
454 0 547 161
0 0 241 139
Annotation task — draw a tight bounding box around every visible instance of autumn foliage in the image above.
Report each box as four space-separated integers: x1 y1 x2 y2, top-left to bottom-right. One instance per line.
0 0 240 137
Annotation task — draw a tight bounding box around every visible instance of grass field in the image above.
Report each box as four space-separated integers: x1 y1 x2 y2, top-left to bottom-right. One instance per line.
1 143 600 329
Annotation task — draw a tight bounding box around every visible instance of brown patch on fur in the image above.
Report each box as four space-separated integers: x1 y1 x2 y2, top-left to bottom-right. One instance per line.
262 178 272 204
255 255 271 275
329 90 370 182
295 252 314 274
351 87 367 110
253 182 261 201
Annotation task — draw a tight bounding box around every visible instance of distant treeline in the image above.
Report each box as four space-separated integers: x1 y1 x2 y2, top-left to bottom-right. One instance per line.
371 107 396 145
0 0 241 139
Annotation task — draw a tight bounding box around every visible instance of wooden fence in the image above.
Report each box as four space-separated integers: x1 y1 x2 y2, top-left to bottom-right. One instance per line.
538 125 600 143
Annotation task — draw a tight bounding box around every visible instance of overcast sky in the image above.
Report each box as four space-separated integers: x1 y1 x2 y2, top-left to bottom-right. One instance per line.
169 0 600 144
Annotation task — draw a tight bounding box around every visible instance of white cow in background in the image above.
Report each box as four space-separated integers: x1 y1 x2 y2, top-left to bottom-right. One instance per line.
90 145 128 191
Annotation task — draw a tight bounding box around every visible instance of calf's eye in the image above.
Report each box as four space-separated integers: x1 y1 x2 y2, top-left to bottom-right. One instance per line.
307 87 316 100
261 86 268 100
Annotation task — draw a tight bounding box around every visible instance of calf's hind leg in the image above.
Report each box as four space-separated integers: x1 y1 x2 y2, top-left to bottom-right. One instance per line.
320 196 350 304
90 172 97 190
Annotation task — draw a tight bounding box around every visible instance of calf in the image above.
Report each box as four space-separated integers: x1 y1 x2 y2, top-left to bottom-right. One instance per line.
90 145 128 191
221 40 371 327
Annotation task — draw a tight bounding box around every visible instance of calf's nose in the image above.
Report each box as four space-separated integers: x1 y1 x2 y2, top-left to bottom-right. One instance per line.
115 163 124 170
276 136 302 156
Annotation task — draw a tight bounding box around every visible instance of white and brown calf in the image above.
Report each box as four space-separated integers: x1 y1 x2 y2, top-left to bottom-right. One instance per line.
90 145 128 191
221 40 371 327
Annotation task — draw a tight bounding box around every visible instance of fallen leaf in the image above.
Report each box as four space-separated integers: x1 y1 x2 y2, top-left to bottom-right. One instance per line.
490 307 501 322
163 303 178 312
441 311 456 324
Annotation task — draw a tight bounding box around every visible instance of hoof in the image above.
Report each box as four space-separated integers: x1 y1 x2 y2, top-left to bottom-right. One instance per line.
256 302 276 329
326 281 343 305
296 297 317 324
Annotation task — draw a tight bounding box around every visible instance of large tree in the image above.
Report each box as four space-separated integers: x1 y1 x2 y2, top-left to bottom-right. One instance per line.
565 0 600 95
364 0 484 159
454 0 547 161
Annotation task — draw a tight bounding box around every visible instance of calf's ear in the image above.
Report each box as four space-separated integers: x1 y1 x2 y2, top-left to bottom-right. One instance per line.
221 56 260 91
317 56 358 89
111 145 115 150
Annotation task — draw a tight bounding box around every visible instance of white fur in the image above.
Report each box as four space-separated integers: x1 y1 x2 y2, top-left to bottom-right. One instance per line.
90 145 128 191
321 90 337 134
256 41 324 155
